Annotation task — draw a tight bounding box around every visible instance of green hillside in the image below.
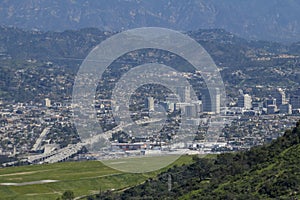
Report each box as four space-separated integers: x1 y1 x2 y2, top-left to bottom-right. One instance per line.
96 120 300 199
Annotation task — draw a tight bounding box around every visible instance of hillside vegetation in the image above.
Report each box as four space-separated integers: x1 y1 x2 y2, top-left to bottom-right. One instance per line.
1 26 300 102
94 120 300 199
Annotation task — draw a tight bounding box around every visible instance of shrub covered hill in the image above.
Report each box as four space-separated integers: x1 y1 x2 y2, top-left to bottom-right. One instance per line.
94 120 300 200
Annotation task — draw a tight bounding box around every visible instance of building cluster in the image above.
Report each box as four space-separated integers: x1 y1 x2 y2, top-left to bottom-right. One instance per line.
146 85 300 120
0 69 299 166
233 87 300 116
146 86 220 120
0 99 73 159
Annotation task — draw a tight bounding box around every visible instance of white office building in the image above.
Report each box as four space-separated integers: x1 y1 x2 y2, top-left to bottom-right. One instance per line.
238 94 252 109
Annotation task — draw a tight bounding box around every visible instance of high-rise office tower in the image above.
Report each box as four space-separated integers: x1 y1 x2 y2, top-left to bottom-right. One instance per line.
145 97 154 111
290 88 300 109
45 98 51 107
290 95 300 109
176 86 191 102
272 88 286 106
202 88 220 114
185 104 197 118
279 104 292 114
238 94 252 109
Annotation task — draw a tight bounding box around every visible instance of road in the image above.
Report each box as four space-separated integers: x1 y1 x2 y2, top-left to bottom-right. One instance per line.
27 118 163 164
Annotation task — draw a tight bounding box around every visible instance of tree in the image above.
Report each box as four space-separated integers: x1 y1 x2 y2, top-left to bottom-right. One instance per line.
61 190 75 200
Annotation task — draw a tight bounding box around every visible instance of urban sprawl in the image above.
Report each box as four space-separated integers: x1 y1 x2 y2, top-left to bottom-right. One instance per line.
0 70 300 167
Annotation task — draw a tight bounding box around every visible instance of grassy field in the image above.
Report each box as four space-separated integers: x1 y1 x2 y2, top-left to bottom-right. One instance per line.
103 154 186 173
0 155 194 200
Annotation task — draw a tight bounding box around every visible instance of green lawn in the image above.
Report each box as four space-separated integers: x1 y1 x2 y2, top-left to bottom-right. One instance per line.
0 155 194 200
103 154 184 173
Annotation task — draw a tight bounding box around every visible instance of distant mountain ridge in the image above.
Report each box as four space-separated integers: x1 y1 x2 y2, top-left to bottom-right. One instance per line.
0 25 299 102
0 25 291 63
1 0 300 43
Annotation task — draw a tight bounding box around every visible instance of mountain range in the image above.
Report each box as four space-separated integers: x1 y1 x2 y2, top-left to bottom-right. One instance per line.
1 0 300 43
0 26 299 102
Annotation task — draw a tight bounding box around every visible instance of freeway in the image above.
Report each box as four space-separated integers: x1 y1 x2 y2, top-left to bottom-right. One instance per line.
82 118 163 145
31 127 51 151
27 118 163 164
